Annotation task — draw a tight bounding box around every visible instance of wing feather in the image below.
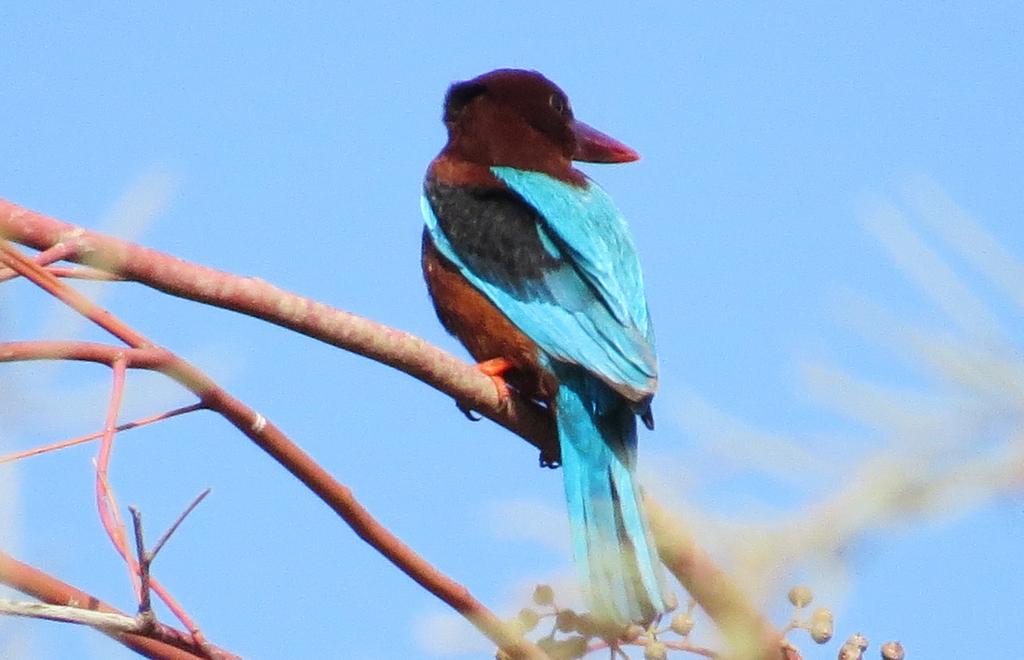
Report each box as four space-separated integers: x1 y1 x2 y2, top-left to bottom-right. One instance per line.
421 169 657 399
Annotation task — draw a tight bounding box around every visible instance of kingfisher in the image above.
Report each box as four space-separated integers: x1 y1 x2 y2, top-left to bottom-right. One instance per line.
420 69 668 627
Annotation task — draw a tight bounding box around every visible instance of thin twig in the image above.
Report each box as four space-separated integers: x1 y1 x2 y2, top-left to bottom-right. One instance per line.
662 639 718 657
0 402 206 465
129 507 154 621
94 357 140 595
47 265 127 280
129 489 211 628
1 598 145 630
0 239 78 283
151 489 212 561
0 240 150 347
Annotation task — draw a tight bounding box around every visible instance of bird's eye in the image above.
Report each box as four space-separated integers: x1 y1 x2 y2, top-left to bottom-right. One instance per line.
548 93 568 115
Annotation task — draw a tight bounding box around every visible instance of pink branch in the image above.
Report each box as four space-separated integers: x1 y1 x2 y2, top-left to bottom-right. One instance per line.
0 403 205 465
0 198 556 457
89 357 207 645
48 265 126 280
94 357 137 590
1 198 794 658
0 338 545 659
0 239 78 283
0 241 150 348
0 550 233 660
3 242 213 645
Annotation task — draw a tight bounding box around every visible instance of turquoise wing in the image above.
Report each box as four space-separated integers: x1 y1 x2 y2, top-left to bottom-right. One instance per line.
421 169 657 398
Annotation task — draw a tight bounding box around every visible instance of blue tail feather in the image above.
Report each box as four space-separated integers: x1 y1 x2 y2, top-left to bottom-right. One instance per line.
554 364 667 626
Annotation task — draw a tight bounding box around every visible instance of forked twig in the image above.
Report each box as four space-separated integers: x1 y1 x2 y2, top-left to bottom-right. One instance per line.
130 489 212 624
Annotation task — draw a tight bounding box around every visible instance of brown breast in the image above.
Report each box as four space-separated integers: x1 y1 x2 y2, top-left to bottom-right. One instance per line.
421 230 556 402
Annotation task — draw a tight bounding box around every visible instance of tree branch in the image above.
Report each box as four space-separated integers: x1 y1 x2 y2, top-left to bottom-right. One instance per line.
0 198 557 458
0 550 225 660
647 500 796 660
0 338 545 659
1 198 792 659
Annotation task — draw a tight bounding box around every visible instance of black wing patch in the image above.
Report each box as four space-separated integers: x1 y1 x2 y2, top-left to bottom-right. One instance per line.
424 179 561 294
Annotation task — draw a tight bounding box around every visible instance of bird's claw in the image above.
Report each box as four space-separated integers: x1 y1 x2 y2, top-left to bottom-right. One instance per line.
456 400 482 421
455 357 516 422
476 357 514 407
539 453 561 469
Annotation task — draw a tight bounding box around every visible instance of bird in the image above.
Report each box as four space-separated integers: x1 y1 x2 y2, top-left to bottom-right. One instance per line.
420 69 669 628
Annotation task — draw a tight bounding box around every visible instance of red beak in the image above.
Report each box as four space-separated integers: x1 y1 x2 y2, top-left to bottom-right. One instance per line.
571 120 640 163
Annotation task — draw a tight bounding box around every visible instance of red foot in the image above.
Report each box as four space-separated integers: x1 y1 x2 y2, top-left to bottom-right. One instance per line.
476 357 514 404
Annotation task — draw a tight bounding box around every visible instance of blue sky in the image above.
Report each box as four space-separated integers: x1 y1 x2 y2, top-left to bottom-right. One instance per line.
2 3 1022 658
